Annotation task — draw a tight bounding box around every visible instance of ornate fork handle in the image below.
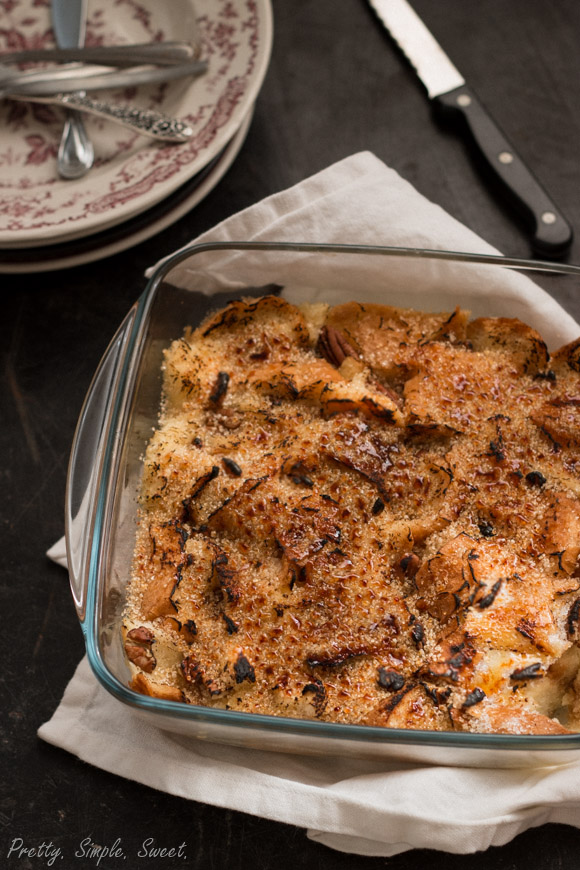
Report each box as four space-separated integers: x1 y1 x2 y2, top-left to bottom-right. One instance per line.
9 92 194 142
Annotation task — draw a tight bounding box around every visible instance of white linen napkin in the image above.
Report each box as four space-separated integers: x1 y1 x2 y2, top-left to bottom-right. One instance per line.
40 152 580 857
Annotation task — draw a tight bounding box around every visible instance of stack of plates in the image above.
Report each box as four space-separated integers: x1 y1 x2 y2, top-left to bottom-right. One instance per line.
0 0 273 273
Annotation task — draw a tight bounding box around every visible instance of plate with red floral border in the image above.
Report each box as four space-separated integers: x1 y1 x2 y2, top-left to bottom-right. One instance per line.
0 108 253 272
0 0 272 248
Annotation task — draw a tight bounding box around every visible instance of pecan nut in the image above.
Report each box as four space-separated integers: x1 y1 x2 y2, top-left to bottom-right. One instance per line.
370 377 404 409
317 326 359 368
125 644 156 673
126 626 154 644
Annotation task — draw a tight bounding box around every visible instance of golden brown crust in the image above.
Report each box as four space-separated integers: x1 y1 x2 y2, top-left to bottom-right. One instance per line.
123 295 580 735
130 673 184 703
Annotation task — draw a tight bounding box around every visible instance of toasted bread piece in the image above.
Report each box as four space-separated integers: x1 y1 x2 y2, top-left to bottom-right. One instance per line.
130 673 184 703
466 316 549 374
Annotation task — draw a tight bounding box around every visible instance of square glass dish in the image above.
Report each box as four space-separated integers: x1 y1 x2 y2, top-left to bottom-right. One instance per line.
66 241 580 768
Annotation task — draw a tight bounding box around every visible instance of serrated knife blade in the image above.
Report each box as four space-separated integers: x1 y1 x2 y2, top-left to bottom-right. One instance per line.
368 0 573 258
369 0 463 98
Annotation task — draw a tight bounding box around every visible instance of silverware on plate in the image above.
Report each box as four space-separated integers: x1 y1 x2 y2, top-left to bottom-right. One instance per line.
52 0 94 179
0 61 208 142
6 91 194 142
0 41 198 68
1 59 207 97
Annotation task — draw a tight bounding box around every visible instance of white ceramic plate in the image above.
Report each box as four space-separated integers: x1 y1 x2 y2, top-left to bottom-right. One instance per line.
0 0 272 248
0 109 253 273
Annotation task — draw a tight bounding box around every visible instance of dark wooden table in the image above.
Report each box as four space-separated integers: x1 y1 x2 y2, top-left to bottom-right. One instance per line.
3 1 580 867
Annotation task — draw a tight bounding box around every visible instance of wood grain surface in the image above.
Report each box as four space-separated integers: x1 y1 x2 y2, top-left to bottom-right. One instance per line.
2 1 580 867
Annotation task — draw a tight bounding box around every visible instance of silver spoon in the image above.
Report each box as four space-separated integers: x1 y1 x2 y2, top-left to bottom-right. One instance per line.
53 0 93 180
58 108 93 179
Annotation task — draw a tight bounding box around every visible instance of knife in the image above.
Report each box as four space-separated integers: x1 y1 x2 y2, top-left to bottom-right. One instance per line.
0 42 198 67
2 60 207 96
52 0 94 179
368 0 573 258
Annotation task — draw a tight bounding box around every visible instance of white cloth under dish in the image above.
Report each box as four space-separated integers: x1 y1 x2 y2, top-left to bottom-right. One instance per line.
41 152 580 857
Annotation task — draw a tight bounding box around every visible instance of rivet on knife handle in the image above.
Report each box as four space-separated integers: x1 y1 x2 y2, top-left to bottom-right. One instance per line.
434 86 573 258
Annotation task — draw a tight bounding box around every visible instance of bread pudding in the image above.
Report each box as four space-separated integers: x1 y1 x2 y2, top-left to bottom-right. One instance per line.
123 295 580 735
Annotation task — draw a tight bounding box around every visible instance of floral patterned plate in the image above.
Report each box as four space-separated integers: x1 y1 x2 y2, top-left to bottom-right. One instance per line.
0 108 253 272
0 0 272 247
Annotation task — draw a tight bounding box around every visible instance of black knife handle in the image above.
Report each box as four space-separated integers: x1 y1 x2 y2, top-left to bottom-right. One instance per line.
434 85 573 258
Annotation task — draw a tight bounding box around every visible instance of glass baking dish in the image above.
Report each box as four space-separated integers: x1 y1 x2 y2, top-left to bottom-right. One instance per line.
66 241 580 768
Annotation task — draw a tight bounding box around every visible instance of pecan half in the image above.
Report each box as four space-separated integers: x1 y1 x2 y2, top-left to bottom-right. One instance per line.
125 644 156 673
317 326 359 368
126 626 154 645
400 553 420 579
370 377 404 409
181 655 200 683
